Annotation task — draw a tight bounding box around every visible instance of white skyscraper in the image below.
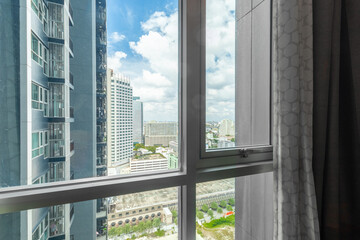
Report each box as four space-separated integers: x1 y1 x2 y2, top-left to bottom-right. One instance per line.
219 119 235 137
107 69 133 171
133 96 143 144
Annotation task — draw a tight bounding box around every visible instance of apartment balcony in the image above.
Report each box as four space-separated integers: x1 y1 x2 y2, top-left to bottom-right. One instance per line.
49 140 65 159
49 218 65 237
97 168 107 177
98 36 107 46
96 90 106 98
97 156 107 167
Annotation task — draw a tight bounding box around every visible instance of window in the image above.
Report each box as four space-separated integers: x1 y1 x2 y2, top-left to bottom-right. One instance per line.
0 0 272 240
32 130 49 158
32 82 49 116
31 33 49 75
31 0 48 34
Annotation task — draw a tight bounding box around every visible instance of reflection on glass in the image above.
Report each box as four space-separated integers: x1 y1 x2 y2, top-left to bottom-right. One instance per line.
196 178 235 240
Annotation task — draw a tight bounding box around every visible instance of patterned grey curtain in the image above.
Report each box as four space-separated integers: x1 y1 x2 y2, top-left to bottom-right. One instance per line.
273 0 320 239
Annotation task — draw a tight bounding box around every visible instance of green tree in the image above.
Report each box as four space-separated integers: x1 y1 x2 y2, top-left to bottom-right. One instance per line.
171 210 178 218
153 218 161 228
201 204 209 212
231 138 235 142
228 198 235 206
134 143 145 150
220 200 227 208
207 209 214 218
138 221 146 232
211 202 218 210
146 146 156 153
226 205 233 211
196 211 204 219
108 227 117 237
123 224 131 234
217 207 223 214
145 220 152 232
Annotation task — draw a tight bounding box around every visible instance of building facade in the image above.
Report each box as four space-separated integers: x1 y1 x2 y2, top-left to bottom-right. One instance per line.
132 96 143 145
0 0 75 239
144 122 178 147
107 69 133 171
95 0 108 239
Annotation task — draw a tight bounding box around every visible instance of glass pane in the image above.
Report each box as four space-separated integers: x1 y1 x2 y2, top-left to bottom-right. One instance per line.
196 173 273 240
0 187 179 240
205 0 271 150
0 0 180 189
196 178 235 239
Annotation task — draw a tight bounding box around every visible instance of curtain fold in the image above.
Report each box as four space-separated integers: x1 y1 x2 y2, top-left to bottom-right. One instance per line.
273 0 320 239
313 0 360 238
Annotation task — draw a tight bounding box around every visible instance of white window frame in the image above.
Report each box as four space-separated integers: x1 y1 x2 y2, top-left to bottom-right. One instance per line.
31 32 49 75
0 1 273 239
32 82 49 116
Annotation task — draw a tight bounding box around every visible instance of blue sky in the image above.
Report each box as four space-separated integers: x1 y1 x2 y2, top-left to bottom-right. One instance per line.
107 0 177 62
106 0 235 122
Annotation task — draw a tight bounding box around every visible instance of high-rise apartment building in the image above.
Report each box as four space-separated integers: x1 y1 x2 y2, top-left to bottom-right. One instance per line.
144 122 178 147
107 69 133 173
133 96 143 145
95 1 108 239
0 0 75 239
218 119 235 137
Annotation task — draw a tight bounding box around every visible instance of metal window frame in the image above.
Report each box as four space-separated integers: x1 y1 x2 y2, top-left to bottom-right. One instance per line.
198 0 273 168
0 1 273 240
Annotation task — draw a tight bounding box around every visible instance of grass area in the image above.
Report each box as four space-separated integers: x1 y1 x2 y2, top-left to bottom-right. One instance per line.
203 215 235 229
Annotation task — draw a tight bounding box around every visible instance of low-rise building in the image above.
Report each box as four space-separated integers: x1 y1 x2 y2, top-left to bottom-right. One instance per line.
130 153 168 173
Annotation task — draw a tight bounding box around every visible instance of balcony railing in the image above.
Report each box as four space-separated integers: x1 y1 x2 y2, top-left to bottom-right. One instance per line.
49 140 65 157
50 218 65 237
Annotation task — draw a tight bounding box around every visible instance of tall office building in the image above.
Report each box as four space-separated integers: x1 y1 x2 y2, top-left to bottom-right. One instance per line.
133 96 143 145
0 0 75 239
107 69 133 173
144 122 178 147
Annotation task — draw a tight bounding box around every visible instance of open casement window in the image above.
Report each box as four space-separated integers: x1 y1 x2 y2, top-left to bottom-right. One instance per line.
0 0 272 240
200 0 272 169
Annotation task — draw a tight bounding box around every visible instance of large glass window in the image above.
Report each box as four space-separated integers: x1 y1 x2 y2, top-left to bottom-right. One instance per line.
205 0 271 151
31 33 49 74
31 82 49 116
32 130 48 159
0 1 273 240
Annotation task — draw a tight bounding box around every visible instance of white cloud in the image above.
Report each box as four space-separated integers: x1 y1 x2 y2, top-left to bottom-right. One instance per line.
109 32 126 43
107 51 127 73
108 1 236 121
